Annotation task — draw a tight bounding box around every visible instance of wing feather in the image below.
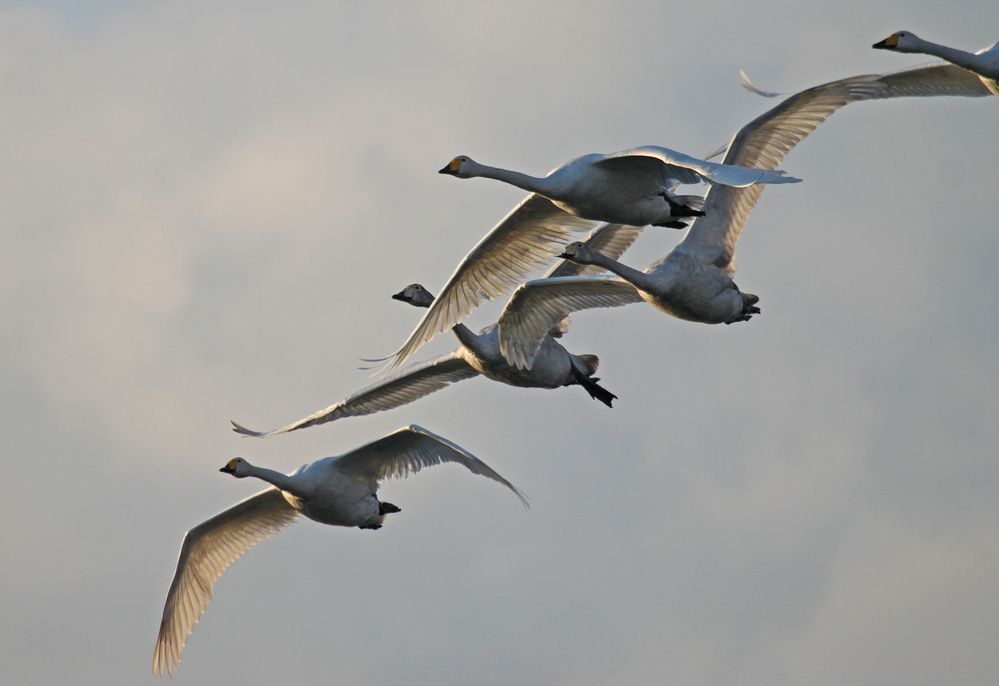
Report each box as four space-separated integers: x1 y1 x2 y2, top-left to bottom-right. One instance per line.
152 489 298 676
678 63 993 271
334 425 528 507
376 195 599 371
497 276 644 369
231 354 479 438
594 145 801 187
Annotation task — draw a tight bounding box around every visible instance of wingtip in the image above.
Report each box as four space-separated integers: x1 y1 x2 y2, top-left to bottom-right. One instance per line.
739 69 783 98
230 419 265 438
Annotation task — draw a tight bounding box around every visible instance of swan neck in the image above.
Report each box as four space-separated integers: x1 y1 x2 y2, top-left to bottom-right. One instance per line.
244 464 299 493
591 254 654 290
469 163 555 195
451 322 484 351
914 38 982 70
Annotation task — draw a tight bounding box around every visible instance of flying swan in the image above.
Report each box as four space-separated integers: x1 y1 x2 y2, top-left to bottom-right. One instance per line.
371 148 799 373
438 147 800 227
495 65 996 368
152 425 526 676
230 223 643 438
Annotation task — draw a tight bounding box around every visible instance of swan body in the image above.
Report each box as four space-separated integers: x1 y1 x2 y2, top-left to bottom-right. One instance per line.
153 425 526 676
873 31 999 94
558 243 759 324
497 66 993 366
230 225 641 438
440 147 800 227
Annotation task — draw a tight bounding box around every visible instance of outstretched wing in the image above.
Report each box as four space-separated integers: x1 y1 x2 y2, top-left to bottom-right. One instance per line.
374 194 599 371
231 354 479 438
334 425 528 508
593 145 802 187
741 63 992 101
497 276 644 370
153 488 299 677
677 63 992 271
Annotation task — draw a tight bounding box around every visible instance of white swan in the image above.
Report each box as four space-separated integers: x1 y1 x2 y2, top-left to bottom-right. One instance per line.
152 425 526 676
495 65 995 366
372 149 799 373
439 147 800 227
230 224 643 438
873 31 999 95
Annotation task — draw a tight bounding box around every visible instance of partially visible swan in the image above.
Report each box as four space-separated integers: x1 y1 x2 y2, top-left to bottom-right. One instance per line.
873 31 999 94
373 150 798 373
439 147 800 227
495 66 996 366
153 425 526 676
230 224 641 438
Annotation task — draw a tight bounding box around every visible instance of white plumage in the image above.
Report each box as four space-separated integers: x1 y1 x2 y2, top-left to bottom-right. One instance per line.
152 425 526 677
497 65 995 366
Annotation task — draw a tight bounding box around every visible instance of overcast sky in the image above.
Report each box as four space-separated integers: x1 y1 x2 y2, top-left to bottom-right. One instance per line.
2 2 998 684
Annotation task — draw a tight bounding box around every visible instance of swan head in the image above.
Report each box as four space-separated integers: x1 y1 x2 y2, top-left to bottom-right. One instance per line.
392 283 435 308
559 241 587 260
220 457 251 477
873 31 919 52
438 155 475 178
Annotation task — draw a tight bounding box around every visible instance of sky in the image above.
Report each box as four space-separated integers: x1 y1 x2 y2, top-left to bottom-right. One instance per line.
2 2 998 684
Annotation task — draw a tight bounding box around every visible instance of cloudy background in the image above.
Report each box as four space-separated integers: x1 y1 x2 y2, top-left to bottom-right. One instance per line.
2 1 997 684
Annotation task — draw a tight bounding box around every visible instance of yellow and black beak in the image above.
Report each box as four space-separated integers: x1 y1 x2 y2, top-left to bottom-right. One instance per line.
439 158 461 175
220 460 237 474
872 35 897 50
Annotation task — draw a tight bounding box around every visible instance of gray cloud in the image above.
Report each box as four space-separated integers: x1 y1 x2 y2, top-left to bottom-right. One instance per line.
2 2 997 684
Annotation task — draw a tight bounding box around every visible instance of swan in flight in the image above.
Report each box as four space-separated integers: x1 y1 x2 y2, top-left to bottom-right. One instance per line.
230 224 641 438
495 65 996 367
372 148 799 373
153 425 526 676
439 147 800 227
873 31 999 95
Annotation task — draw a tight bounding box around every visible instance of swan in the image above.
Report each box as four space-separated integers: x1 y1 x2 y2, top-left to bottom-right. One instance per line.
494 65 996 366
873 31 999 95
230 224 643 438
152 425 527 676
372 150 799 373
439 147 800 227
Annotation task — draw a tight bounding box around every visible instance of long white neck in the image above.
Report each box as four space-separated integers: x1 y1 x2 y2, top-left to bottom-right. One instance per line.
911 37 990 74
584 253 657 292
451 321 488 354
242 464 301 494
464 160 560 197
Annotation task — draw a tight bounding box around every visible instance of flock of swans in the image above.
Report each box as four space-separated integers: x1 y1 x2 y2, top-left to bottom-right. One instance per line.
153 31 997 676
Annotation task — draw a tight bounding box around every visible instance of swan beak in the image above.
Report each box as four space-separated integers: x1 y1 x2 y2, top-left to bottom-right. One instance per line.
558 251 572 259
872 36 896 50
219 463 235 474
438 165 454 175
391 291 407 301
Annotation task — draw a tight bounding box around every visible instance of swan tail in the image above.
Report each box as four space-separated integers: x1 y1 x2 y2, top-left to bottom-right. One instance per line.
575 354 600 376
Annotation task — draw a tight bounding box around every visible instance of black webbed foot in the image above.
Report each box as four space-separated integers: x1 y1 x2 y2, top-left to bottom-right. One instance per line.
379 501 402 515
